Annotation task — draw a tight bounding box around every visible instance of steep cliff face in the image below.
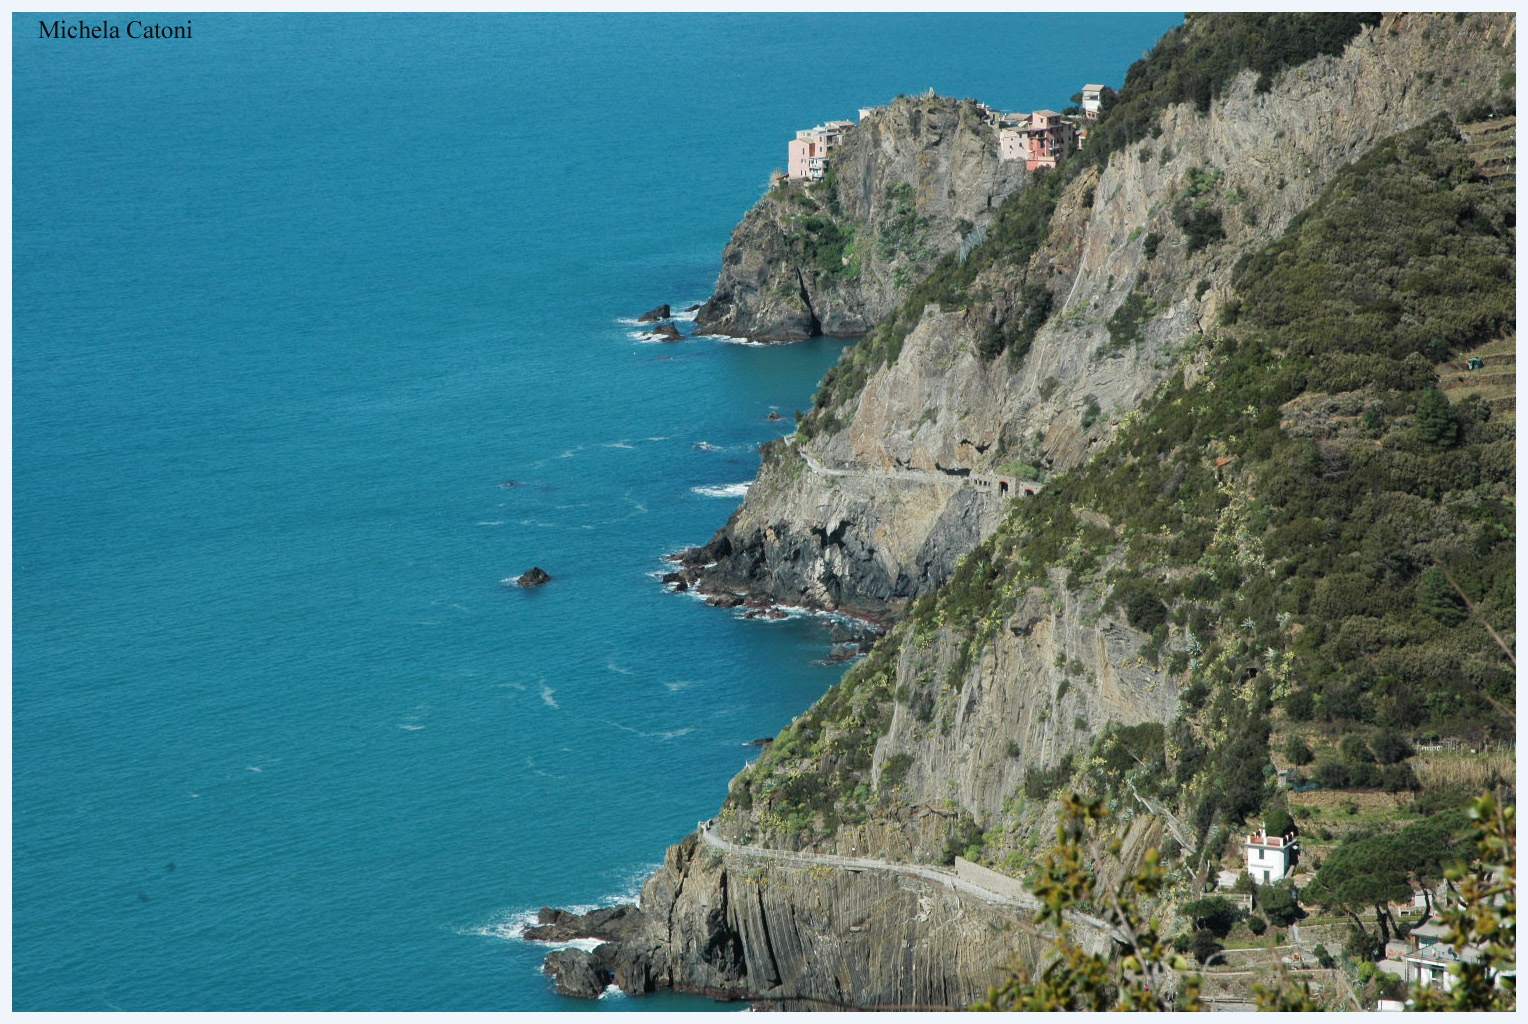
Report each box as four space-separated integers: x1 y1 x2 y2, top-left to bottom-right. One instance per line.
691 11 1515 617
605 833 1052 1009
695 95 1029 342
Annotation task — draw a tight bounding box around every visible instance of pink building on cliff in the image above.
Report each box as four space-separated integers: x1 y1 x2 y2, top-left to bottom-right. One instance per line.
787 119 856 181
998 110 1077 171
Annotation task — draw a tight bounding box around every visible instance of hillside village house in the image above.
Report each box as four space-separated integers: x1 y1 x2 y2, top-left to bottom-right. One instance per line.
997 109 1078 170
1081 84 1105 118
1245 828 1297 883
1376 921 1490 993
787 119 856 181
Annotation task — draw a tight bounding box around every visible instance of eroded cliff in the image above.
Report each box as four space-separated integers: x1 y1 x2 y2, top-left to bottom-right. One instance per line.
695 95 1029 342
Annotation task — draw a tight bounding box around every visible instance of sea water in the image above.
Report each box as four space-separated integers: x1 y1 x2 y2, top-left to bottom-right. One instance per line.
11 13 1183 1011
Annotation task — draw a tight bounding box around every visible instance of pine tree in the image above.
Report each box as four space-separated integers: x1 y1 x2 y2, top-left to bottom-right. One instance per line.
1418 566 1467 626
1416 387 1459 449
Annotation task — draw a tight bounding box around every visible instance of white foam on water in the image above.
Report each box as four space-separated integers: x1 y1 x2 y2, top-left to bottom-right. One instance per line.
664 680 694 692
540 685 558 708
606 662 633 675
671 306 701 322
476 520 505 526
703 333 766 346
629 329 684 344
604 441 635 449
399 723 426 731
692 481 753 498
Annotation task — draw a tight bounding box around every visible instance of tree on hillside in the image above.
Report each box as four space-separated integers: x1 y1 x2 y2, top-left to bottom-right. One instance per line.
1282 735 1314 766
1303 811 1469 944
1418 566 1468 627
1182 896 1240 938
1302 835 1413 945
1260 880 1302 927
1369 728 1414 765
1416 387 1460 449
1263 804 1295 838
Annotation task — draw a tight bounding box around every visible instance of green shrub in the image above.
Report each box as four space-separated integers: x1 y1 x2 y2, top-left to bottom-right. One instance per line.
879 752 914 790
1106 291 1153 349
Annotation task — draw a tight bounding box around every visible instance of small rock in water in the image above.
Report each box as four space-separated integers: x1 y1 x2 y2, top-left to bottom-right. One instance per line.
766 410 783 421
515 567 551 587
660 571 689 592
683 303 702 313
745 737 774 747
636 303 671 323
705 593 745 608
648 322 683 342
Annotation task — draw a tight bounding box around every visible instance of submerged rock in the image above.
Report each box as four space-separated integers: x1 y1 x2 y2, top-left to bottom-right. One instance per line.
543 948 610 999
515 567 551 587
661 571 689 592
636 303 671 323
705 593 745 608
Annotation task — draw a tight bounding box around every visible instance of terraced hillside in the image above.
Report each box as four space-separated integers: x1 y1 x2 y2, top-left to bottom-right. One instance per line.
1440 335 1516 424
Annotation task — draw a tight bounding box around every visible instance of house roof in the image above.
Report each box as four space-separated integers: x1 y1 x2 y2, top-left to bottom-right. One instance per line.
1032 109 1060 117
1082 84 1106 92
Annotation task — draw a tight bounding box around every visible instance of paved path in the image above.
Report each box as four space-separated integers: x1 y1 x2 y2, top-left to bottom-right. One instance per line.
696 820 1121 942
795 445 1040 498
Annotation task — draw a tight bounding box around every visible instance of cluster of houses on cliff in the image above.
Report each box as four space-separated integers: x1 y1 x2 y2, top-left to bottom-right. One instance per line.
784 85 1107 181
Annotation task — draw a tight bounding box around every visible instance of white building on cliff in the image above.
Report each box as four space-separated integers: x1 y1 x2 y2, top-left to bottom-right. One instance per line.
1245 828 1298 883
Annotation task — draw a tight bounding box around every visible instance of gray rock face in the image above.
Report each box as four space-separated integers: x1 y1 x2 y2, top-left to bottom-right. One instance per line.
523 904 640 943
542 948 611 999
636 303 671 323
681 443 1005 620
696 96 1029 342
592 832 1048 1008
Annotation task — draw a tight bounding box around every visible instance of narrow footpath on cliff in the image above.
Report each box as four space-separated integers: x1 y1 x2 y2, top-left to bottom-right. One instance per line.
697 820 1122 942
788 438 1042 497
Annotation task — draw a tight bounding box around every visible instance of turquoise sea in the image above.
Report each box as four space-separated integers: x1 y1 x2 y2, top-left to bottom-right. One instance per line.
12 13 1183 1011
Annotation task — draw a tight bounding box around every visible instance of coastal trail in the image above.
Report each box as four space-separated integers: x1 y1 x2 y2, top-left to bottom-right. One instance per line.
697 820 1122 943
790 440 1043 498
